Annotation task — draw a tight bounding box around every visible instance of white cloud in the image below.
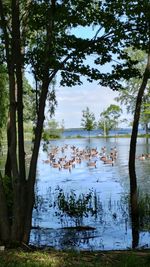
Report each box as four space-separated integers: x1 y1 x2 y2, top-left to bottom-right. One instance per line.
54 81 120 128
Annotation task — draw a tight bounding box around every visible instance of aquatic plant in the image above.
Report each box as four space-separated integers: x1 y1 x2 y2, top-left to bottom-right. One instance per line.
54 187 100 226
138 192 150 230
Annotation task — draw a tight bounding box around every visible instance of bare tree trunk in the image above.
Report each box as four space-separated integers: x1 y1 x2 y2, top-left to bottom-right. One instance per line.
145 123 149 135
129 53 150 247
23 1 56 243
14 1 26 181
10 0 28 243
5 118 11 178
23 77 51 243
0 0 19 180
0 172 10 242
0 0 60 245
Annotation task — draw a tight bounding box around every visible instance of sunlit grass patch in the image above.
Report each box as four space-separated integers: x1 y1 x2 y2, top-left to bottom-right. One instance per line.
1 250 150 267
0 250 60 267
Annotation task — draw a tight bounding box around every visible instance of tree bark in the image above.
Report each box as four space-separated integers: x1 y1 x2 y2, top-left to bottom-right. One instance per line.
0 0 70 245
0 0 19 180
5 118 12 178
145 123 149 135
10 0 27 243
23 1 57 243
129 53 150 247
13 0 26 181
0 172 10 242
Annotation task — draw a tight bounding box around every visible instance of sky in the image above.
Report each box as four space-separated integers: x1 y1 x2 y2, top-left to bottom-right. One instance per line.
53 80 120 129
26 26 131 129
51 26 124 128
27 68 127 129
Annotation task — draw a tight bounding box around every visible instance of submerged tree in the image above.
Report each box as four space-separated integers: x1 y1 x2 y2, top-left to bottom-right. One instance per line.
43 119 62 140
98 104 122 136
81 107 96 138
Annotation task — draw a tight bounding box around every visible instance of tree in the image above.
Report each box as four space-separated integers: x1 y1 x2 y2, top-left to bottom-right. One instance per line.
43 119 62 140
23 78 36 123
0 65 8 147
98 104 122 136
115 48 150 135
60 119 65 133
81 107 96 137
104 0 150 248
0 0 148 248
0 0 129 245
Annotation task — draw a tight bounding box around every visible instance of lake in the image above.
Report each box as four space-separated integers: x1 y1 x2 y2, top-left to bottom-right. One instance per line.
30 137 150 250
61 128 145 138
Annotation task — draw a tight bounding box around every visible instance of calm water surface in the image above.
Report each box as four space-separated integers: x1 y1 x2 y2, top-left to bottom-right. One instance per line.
30 137 150 250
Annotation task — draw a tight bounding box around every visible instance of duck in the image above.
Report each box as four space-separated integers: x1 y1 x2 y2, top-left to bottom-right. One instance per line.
69 158 76 168
59 155 66 162
103 158 114 166
63 162 72 169
138 154 145 160
87 161 96 167
52 161 62 170
100 155 107 161
43 159 51 163
75 157 81 164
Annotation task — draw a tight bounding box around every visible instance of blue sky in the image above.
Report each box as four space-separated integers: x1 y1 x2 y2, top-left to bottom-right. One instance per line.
52 27 123 128
26 26 131 129
26 67 123 129
54 79 120 128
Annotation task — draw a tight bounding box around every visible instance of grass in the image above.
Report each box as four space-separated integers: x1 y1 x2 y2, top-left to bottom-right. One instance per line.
1 249 150 267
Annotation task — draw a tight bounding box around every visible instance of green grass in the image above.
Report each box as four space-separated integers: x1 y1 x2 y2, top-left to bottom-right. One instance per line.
1 249 150 267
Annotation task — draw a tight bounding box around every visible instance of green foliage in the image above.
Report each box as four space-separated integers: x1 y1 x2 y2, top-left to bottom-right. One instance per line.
98 104 122 136
98 119 114 136
138 193 150 231
81 107 96 134
26 0 143 92
115 48 150 132
0 65 8 144
54 187 99 226
23 78 36 122
1 0 150 246
43 119 63 140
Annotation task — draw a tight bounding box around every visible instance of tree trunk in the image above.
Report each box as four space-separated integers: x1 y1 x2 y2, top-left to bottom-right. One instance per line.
0 0 27 244
145 122 149 135
0 0 59 245
0 172 10 243
145 123 149 145
14 2 26 182
5 118 12 178
129 53 150 247
23 2 56 243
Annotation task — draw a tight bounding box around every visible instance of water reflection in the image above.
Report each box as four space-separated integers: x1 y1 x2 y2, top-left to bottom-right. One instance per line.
31 186 131 250
31 187 150 250
29 138 150 250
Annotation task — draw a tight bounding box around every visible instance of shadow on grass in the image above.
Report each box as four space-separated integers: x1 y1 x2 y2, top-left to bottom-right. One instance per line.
1 250 150 267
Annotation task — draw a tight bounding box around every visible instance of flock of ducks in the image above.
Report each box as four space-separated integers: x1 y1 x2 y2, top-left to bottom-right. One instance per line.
42 144 150 170
42 144 118 171
137 153 150 160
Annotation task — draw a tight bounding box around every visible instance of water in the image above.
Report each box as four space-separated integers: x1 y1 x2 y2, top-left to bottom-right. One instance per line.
30 137 150 250
62 128 145 138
